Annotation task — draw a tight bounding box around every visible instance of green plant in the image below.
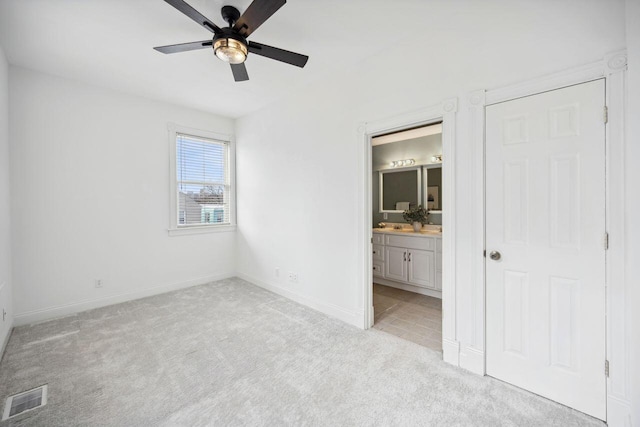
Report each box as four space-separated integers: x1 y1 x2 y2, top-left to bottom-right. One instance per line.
402 205 429 225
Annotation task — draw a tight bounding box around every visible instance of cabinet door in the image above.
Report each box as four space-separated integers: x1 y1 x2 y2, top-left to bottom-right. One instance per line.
407 249 435 288
385 246 407 282
372 261 385 278
372 244 385 262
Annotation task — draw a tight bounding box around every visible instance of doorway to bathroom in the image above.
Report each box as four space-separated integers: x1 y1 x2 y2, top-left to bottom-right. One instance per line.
370 123 444 352
359 99 458 364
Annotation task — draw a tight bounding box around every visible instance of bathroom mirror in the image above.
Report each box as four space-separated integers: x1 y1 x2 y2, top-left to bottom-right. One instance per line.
379 167 422 213
424 165 442 213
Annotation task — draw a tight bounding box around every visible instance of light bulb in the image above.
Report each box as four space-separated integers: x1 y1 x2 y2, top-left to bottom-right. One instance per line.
213 38 248 64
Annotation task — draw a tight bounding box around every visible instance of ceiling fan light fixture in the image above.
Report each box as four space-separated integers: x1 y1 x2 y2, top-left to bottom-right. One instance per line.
213 38 248 64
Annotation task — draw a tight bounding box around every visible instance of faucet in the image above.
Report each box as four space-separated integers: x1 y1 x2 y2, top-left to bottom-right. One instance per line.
377 222 386 228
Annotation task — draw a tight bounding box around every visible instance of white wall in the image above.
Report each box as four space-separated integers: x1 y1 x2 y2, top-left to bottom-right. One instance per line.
0 45 12 352
9 67 236 324
625 0 640 424
236 0 625 324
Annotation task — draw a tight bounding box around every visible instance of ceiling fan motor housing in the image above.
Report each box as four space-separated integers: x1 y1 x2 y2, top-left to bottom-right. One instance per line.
221 5 241 26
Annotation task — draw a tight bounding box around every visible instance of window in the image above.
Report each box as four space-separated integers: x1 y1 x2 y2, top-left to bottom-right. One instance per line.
169 125 235 235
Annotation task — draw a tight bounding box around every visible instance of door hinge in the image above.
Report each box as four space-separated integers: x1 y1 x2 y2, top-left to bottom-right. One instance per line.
483 250 486 258
605 360 610 377
603 106 608 124
604 232 609 250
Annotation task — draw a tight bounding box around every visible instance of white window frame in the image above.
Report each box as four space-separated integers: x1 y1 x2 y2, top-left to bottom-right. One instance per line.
168 123 236 236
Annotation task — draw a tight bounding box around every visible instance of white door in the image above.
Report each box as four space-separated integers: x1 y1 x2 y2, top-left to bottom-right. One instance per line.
385 246 407 282
485 80 606 420
407 249 434 288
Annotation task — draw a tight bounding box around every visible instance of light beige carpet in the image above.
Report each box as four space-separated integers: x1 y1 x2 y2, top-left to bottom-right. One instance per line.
0 278 602 426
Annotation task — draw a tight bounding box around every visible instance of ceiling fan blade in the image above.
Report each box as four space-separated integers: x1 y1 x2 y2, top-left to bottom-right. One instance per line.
233 0 286 37
164 0 221 34
154 40 213 54
231 63 249 82
248 41 308 68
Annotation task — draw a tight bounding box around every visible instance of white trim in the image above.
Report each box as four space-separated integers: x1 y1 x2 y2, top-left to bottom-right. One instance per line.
607 395 633 427
13 272 234 326
238 273 364 328
485 59 608 106
464 89 487 374
468 50 629 423
0 281 11 364
358 98 458 358
0 323 11 364
602 52 631 424
168 224 237 236
167 123 237 235
459 345 485 375
442 338 460 366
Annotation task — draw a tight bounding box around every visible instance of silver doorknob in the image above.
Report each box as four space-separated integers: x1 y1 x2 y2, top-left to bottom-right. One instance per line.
489 251 501 261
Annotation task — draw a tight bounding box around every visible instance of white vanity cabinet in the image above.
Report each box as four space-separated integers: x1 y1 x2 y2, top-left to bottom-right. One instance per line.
384 246 408 282
407 248 435 288
373 230 442 298
435 239 442 291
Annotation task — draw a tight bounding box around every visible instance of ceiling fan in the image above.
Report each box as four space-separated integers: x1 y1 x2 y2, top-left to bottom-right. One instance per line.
154 0 309 82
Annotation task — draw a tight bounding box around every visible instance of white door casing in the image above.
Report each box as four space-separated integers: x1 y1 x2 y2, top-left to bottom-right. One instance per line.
485 80 606 419
360 98 458 364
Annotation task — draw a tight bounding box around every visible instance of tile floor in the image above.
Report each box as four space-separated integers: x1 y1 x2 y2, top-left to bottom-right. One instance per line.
373 283 442 352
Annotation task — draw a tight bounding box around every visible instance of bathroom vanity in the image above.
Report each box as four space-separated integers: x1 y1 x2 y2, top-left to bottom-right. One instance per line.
372 228 442 299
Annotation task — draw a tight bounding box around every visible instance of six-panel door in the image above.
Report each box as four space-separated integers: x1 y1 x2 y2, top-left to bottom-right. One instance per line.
485 80 606 420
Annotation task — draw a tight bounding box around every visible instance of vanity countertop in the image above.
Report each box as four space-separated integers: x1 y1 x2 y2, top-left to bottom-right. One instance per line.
373 228 442 238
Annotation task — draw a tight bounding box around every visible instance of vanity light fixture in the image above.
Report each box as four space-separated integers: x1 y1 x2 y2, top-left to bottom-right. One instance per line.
389 159 416 168
432 155 443 163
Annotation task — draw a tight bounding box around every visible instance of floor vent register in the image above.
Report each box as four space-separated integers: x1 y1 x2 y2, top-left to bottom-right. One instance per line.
2 385 48 420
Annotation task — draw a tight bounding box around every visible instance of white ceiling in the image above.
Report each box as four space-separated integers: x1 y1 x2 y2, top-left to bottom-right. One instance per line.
0 0 428 118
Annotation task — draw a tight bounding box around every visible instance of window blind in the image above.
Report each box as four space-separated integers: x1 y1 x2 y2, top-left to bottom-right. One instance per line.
176 133 230 226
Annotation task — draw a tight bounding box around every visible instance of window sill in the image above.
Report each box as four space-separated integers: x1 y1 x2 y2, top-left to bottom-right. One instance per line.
168 225 237 236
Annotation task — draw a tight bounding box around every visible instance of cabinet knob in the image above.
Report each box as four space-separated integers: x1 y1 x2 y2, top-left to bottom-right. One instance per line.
403 252 407 261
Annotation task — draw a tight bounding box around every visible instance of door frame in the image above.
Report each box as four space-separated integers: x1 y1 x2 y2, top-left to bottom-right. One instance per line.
357 98 459 364
467 51 630 423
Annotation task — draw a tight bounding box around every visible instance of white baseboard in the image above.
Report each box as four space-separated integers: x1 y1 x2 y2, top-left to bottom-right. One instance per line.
13 272 235 326
607 394 632 427
374 277 442 299
459 344 485 375
238 272 364 329
0 280 12 363
0 321 12 364
442 337 460 366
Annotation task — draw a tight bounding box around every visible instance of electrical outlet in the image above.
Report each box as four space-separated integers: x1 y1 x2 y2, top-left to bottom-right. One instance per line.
288 272 298 283
383 213 388 220
275 267 280 278
95 279 103 288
